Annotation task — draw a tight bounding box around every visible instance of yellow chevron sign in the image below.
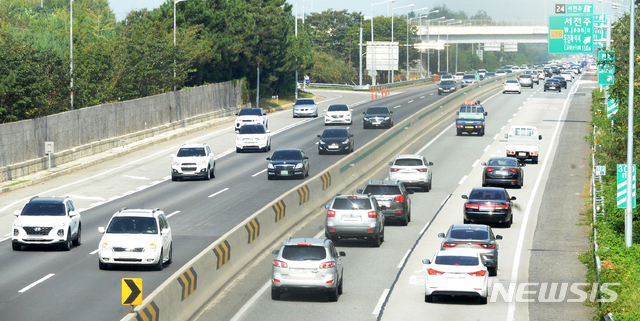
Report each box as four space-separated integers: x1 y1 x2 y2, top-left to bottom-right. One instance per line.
122 278 142 306
213 240 231 269
245 218 260 243
297 185 310 205
321 172 332 190
177 267 197 301
272 200 286 222
135 301 159 321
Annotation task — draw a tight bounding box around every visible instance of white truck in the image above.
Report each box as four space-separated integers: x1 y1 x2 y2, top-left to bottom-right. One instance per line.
504 126 542 164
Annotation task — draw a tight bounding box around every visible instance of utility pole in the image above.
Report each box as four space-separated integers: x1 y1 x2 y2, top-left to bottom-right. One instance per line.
295 0 298 100
625 1 635 247
359 23 363 86
69 0 74 110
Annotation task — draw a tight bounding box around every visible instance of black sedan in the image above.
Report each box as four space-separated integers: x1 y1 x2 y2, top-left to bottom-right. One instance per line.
266 149 309 180
317 128 354 155
544 79 562 92
482 157 524 188
438 80 457 95
552 76 567 89
462 187 516 227
363 106 393 129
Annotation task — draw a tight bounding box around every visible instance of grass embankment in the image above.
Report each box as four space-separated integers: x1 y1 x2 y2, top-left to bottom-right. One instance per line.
257 91 314 110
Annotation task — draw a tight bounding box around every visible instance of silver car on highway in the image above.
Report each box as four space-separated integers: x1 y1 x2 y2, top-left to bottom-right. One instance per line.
388 154 433 192
271 237 345 301
293 98 318 118
325 194 385 247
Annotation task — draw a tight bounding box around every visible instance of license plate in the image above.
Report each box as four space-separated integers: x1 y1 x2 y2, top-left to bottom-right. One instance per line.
549 86 555 89
342 215 361 221
479 206 493 211
496 171 508 175
290 269 314 276
518 152 527 157
372 122 381 125
465 126 474 129
280 170 289 175
328 144 339 149
378 201 391 207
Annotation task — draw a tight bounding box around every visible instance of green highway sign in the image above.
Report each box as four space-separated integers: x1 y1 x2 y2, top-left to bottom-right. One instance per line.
593 15 607 48
598 64 615 85
607 94 618 119
555 4 595 14
598 50 615 62
617 164 636 209
548 15 594 53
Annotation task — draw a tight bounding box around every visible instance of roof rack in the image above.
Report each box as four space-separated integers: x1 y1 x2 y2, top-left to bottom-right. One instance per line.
152 208 160 213
30 196 40 201
118 207 127 213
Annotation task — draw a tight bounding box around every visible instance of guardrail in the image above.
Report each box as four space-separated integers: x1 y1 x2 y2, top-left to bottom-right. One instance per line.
307 77 433 91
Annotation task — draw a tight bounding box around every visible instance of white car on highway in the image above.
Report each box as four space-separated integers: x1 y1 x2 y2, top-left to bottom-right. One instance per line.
453 72 465 82
235 108 268 132
171 143 216 181
561 71 574 81
236 124 271 152
324 104 352 125
388 154 433 192
422 249 489 304
97 208 172 271
502 80 521 94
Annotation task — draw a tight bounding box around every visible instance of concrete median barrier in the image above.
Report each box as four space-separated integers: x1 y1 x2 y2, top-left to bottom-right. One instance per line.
121 78 506 321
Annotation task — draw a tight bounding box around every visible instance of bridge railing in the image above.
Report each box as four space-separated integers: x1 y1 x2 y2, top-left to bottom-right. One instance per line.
412 19 547 28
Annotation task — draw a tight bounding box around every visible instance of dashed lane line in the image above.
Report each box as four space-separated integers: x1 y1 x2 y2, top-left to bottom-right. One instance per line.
252 169 267 177
167 211 181 218
208 188 229 198
458 175 468 185
18 274 55 293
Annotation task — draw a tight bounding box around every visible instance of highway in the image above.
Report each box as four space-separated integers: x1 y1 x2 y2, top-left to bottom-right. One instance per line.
0 82 455 320
193 74 596 321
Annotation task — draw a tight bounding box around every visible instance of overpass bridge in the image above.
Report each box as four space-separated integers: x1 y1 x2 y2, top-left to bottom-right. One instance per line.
415 20 549 44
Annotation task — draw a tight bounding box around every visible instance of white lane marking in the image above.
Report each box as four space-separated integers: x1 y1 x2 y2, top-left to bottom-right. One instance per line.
167 211 181 218
90 249 99 255
430 93 434 95
122 175 149 180
252 169 267 177
4 233 10 236
519 106 523 110
507 76 585 321
480 89 502 103
136 186 148 191
0 236 11 243
90 202 106 207
108 196 121 201
458 175 468 185
484 145 491 152
513 113 517 117
372 289 390 315
493 134 499 140
66 195 105 201
408 100 414 104
393 105 402 109
472 159 480 168
18 273 55 293
501 126 506 130
419 222 430 235
507 118 512 122
149 180 163 185
163 176 171 180
208 188 229 198
122 191 135 196
420 96 425 99
397 249 411 268
416 123 455 154
215 149 234 160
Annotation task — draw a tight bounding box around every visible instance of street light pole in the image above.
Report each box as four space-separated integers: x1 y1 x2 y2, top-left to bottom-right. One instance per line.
295 0 298 100
424 16 444 77
625 0 635 247
405 8 428 81
446 21 461 73
70 0 73 110
173 0 188 93
391 4 414 83
371 0 395 86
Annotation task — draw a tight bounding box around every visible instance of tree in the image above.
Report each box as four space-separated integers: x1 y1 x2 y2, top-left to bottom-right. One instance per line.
308 51 356 83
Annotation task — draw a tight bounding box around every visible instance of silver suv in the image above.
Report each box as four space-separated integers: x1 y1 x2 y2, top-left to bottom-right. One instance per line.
325 194 385 247
271 238 345 301
360 180 413 226
388 154 433 192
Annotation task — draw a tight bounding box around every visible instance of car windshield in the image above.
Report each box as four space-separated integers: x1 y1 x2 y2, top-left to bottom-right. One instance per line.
363 185 402 195
455 72 465 76
459 106 483 113
394 158 423 166
270 150 302 161
450 229 489 240
281 245 326 261
322 129 348 138
435 255 480 266
295 99 315 105
239 125 266 134
21 202 65 216
328 104 348 112
486 73 495 76
496 70 505 73
366 107 389 115
107 217 158 234
441 74 452 79
238 108 262 116
487 158 518 166
469 189 506 200
177 147 206 157
520 75 532 79
463 75 476 79
440 80 456 86
332 198 372 210
505 80 519 84
546 79 559 83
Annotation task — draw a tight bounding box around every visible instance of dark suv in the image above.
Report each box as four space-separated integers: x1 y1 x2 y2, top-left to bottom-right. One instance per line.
359 180 413 226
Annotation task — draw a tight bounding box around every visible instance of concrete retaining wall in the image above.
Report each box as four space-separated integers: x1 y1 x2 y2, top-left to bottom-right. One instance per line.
121 78 506 321
0 80 243 183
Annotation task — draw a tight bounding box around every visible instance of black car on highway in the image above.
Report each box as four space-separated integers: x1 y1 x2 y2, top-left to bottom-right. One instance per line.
317 128 354 155
481 157 525 188
544 79 562 92
462 187 516 227
552 76 567 89
438 80 457 95
266 149 309 180
360 180 413 226
363 106 393 129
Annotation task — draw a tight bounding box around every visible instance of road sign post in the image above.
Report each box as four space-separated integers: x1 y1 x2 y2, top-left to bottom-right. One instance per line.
122 278 143 311
548 15 594 53
595 165 606 176
617 164 636 209
606 94 618 119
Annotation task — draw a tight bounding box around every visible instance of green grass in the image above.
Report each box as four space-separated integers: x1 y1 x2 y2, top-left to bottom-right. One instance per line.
3 180 30 187
257 91 315 110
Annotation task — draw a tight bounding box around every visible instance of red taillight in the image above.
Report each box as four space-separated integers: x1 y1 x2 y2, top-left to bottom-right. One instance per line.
416 168 428 172
273 260 288 268
485 168 496 172
273 279 281 283
465 203 480 209
297 243 312 246
509 168 519 173
367 211 377 218
327 210 336 217
390 168 400 172
393 195 405 202
443 242 460 248
319 261 336 269
428 268 444 275
348 196 358 199
469 270 486 277
494 204 509 209
478 243 496 249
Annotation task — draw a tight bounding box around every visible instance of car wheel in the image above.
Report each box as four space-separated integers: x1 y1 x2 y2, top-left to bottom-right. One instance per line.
271 287 281 300
425 294 433 302
98 260 109 270
559 89 561 93
327 284 339 302
400 215 408 226
338 277 343 295
212 166 216 178
155 250 164 271
172 176 178 181
456 130 461 136
505 216 513 228
463 217 470 224
544 89 546 92
318 150 323 155
236 147 241 153
502 91 506 94
12 242 21 251
166 243 173 264
204 167 211 181
533 156 539 164
371 233 382 247
480 129 485 136
518 91 521 94
488 266 498 277
62 231 72 251
478 296 488 305
267 175 273 180
72 225 81 246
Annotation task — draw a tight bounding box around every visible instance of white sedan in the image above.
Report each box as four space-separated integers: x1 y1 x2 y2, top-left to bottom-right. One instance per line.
324 104 352 125
560 72 574 82
502 80 521 94
236 124 271 152
422 249 489 304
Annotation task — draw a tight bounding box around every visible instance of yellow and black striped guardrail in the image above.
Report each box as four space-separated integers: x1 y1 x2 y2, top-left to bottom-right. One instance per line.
297 185 309 205
213 240 231 270
321 172 331 190
177 267 197 301
272 200 286 222
135 301 159 321
245 218 260 243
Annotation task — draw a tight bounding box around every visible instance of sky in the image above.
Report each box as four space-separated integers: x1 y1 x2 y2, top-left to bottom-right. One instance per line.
108 0 623 23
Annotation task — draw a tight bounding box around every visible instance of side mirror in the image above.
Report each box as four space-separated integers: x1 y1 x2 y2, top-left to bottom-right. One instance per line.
484 259 496 268
266 130 271 133
303 156 309 160
98 227 105 233
266 157 271 161
324 109 327 112
271 249 279 255
339 251 346 256
349 108 354 112
14 210 20 216
437 233 445 238
484 112 488 116
356 189 363 193
539 135 542 140
170 154 176 158
161 228 170 235
388 162 393 166
407 190 415 194
363 112 366 115
349 134 354 138
456 111 460 115
428 162 434 166
504 133 509 139
69 211 77 217
462 195 469 199
325 204 330 209
511 196 517 200
496 235 503 240
481 162 487 166
235 113 239 116
422 259 431 265
389 111 393 114
380 205 387 210
317 134 322 138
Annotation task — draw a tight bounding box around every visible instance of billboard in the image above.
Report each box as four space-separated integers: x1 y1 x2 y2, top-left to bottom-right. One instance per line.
484 42 501 51
366 41 399 72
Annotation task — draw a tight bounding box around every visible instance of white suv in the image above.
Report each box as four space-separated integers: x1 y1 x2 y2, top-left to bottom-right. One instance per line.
97 208 172 271
388 154 434 192
236 124 271 152
235 108 268 132
12 196 81 251
171 143 216 181
324 104 352 125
